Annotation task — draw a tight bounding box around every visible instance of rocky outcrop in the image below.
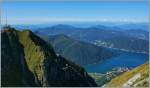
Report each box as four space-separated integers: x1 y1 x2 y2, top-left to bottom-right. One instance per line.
1 26 97 87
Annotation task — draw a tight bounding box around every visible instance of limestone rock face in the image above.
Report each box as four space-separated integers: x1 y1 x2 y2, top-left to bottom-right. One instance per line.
1 26 97 87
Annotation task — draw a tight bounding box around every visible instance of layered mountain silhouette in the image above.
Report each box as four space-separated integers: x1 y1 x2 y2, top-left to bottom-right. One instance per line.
35 24 149 53
1 26 97 87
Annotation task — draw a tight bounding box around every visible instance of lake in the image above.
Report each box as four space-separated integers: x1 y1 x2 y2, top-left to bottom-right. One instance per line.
84 52 149 74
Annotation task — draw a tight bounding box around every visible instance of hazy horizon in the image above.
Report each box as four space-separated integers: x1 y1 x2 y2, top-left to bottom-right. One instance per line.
1 1 149 25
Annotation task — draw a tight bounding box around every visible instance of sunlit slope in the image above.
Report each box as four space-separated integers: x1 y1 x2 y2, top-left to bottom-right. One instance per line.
106 62 149 87
1 26 97 87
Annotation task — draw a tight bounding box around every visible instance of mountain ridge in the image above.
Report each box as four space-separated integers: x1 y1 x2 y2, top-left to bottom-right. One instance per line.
1 26 97 87
35 24 149 53
105 62 149 87
45 34 116 65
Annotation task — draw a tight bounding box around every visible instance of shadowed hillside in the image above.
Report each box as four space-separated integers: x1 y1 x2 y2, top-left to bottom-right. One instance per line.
1 26 97 87
44 34 116 65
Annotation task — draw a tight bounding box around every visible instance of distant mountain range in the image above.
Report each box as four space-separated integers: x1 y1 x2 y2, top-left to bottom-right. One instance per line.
34 24 149 53
12 22 149 31
1 26 97 87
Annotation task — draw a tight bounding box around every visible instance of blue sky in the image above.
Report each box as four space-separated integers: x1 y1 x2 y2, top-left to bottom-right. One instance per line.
1 1 149 24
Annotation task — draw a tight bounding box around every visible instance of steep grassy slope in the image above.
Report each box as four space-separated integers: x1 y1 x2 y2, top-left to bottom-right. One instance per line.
1 26 97 87
105 62 149 87
1 27 36 86
45 34 116 65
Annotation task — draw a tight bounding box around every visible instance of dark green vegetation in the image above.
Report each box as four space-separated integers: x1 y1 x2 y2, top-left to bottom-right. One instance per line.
41 34 115 65
105 62 149 87
1 26 97 87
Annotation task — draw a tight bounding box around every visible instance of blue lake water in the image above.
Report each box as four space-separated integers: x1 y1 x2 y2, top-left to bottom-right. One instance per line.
84 52 149 74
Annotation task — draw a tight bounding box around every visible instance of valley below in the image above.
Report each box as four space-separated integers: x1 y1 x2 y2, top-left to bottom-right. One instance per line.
84 48 148 87
84 50 148 73
1 1 149 87
34 24 149 87
1 24 149 87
